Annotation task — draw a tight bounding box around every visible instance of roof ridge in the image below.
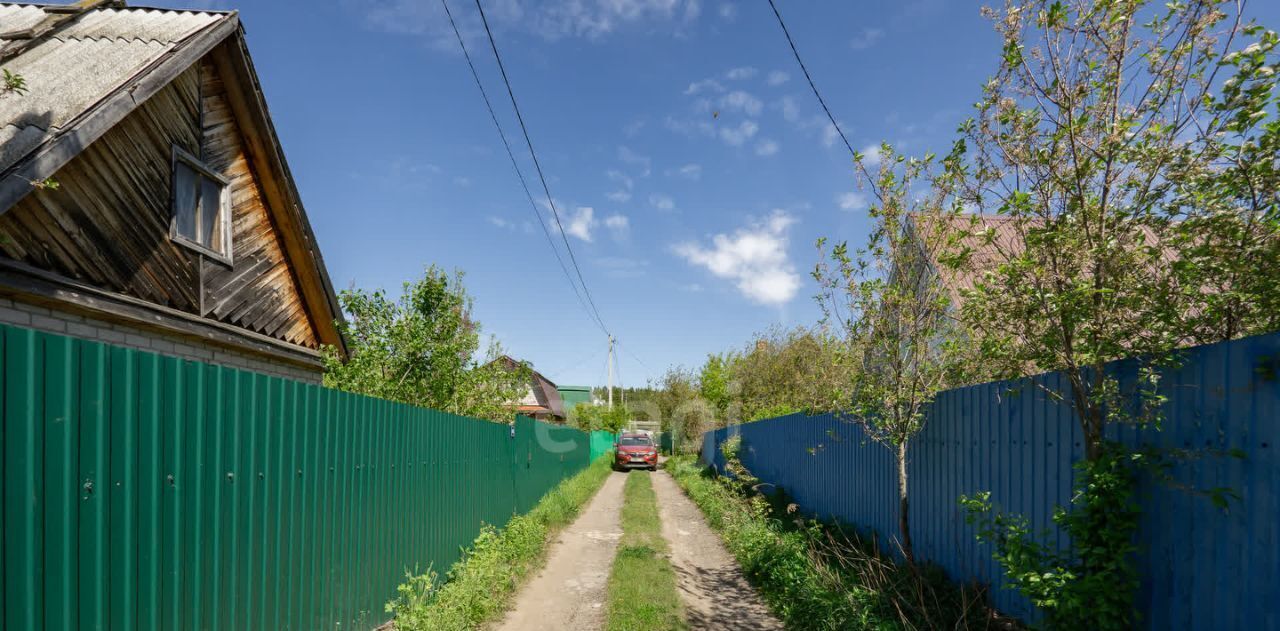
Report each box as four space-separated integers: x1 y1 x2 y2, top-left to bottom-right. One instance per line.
49 32 178 45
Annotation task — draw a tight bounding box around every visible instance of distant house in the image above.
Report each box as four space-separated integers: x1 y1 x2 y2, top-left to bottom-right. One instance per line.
495 355 565 422
0 2 345 382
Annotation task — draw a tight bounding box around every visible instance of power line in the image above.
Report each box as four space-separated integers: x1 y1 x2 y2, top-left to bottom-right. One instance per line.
765 0 856 159
617 340 657 383
438 0 608 337
472 0 611 337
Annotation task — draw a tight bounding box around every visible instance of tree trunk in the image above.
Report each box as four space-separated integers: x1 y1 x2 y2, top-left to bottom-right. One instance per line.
897 441 914 565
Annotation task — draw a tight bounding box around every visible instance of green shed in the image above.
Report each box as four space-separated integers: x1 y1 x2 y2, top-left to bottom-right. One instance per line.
557 385 593 415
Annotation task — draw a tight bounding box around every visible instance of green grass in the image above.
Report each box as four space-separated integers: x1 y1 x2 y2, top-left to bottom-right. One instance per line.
666 456 991 631
387 456 613 630
604 471 688 631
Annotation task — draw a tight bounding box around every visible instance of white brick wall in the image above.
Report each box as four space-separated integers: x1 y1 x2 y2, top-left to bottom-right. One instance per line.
0 297 321 384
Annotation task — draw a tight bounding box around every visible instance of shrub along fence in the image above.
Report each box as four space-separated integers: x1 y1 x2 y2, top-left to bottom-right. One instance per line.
0 323 593 631
700 330 1280 628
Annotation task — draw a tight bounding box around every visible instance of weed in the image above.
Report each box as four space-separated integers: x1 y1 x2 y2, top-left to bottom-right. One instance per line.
667 456 998 630
2 69 27 95
388 456 613 630
605 471 687 630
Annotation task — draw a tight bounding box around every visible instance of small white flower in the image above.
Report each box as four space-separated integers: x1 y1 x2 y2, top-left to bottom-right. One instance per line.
1242 43 1262 55
1259 66 1275 77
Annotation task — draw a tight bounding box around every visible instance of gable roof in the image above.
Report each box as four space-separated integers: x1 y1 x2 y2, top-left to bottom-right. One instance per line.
910 212 1178 312
496 355 565 418
0 1 347 355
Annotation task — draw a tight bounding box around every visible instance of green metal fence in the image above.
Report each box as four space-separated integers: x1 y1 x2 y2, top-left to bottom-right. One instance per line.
0 323 591 630
588 430 616 462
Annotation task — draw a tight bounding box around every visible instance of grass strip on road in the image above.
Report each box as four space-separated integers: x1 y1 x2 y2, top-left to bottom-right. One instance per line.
666 456 990 631
387 455 613 631
604 470 688 631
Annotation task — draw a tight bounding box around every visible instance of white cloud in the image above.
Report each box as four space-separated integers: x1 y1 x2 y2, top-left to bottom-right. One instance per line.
821 121 845 147
453 175 472 187
766 70 790 86
670 163 702 180
623 118 646 136
719 90 763 116
488 216 516 230
649 193 676 211
353 0 702 47
779 95 802 122
860 143 883 165
664 115 717 138
673 210 801 305
607 169 635 190
595 256 650 278
685 78 725 95
719 119 759 146
755 139 779 156
604 213 630 239
617 145 652 176
565 206 596 241
606 190 633 203
837 192 868 211
849 27 884 50
718 3 736 20
725 66 757 80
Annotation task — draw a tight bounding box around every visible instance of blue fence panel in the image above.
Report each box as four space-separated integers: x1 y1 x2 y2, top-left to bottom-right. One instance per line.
700 330 1280 627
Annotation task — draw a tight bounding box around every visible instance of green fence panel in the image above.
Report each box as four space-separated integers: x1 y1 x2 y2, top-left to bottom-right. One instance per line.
589 430 616 462
0 323 591 630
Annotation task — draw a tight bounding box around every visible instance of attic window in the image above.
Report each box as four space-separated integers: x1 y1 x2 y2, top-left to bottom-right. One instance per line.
170 146 232 264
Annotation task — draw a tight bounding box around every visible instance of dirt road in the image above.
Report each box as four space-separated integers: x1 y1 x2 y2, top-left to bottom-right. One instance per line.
494 470 627 631
651 471 784 631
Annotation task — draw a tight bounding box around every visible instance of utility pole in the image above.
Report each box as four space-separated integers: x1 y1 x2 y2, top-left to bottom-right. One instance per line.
607 335 615 409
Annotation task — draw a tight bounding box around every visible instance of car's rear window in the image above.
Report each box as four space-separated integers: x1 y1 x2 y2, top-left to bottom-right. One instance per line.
619 436 652 446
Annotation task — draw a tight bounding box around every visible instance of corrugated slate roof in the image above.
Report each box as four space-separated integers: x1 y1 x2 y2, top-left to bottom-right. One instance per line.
0 3 227 173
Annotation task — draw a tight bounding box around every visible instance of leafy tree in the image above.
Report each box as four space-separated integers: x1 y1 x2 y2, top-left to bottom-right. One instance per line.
322 266 527 423
944 0 1280 459
942 1 1277 625
568 402 630 432
698 353 734 419
647 367 716 454
813 146 975 563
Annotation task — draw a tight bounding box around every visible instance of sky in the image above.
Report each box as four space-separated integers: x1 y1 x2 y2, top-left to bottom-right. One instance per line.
164 0 1278 388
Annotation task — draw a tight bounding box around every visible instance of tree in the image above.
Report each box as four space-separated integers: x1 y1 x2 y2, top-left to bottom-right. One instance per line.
813 146 975 563
648 366 716 454
942 2 1278 625
322 266 527 423
698 353 734 420
944 0 1280 459
568 402 630 432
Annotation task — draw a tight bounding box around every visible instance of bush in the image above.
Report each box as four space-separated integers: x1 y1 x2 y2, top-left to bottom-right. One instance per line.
666 456 992 630
388 456 613 630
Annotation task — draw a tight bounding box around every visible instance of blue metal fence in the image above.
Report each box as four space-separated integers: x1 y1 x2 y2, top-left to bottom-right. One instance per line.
701 330 1280 627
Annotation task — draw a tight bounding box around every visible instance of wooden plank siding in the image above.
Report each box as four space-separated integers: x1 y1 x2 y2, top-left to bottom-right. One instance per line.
0 54 319 350
196 57 317 348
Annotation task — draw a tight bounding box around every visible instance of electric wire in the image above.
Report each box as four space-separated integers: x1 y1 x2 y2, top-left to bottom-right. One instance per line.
438 0 608 337
472 0 612 337
765 0 857 159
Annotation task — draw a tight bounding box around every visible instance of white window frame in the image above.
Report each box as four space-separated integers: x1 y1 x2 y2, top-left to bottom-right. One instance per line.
170 145 233 265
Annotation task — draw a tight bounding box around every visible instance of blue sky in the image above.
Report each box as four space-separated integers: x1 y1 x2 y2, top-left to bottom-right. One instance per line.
170 0 1276 388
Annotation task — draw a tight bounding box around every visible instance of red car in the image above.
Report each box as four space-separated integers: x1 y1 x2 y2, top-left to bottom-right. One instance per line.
614 432 658 471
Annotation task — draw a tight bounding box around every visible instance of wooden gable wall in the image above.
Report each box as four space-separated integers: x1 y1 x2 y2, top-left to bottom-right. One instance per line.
0 52 320 350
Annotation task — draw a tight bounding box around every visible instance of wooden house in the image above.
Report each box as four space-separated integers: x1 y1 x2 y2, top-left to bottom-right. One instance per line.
0 1 345 382
495 355 566 423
